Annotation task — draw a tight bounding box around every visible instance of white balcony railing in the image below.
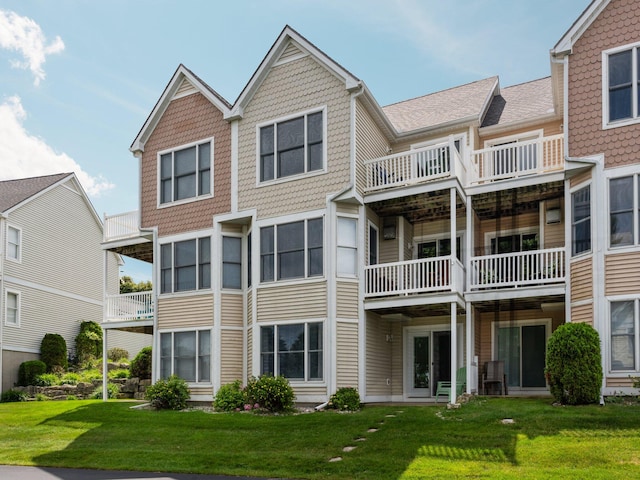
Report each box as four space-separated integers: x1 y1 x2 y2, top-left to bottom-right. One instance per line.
104 210 140 242
469 248 565 290
364 140 463 192
469 134 564 184
105 291 153 322
365 256 463 297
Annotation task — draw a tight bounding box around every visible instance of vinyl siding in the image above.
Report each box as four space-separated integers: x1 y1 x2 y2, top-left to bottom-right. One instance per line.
355 99 389 195
247 290 254 325
366 313 392 396
256 281 327 322
605 251 640 296
106 330 153 358
220 329 244 384
479 121 562 146
570 256 593 302
571 302 594 325
336 281 358 318
543 200 565 247
221 293 243 327
2 350 38 392
291 385 327 396
570 169 592 188
189 386 213 397
157 294 213 330
237 53 351 218
336 321 358 388
247 327 253 380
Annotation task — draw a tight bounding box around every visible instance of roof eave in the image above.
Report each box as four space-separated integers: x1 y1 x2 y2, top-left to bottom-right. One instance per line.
478 111 562 137
552 0 610 56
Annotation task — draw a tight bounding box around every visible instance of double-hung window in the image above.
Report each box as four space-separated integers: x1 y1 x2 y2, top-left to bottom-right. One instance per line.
572 185 591 256
160 140 212 205
222 236 242 289
160 237 211 293
604 43 640 125
610 300 639 372
260 322 323 381
259 110 324 182
5 291 19 326
160 330 211 382
260 218 323 282
609 175 640 248
337 217 357 276
6 226 20 262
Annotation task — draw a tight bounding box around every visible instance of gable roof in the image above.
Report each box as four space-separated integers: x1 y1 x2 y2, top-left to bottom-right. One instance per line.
130 64 232 153
481 77 556 129
227 25 362 120
382 76 499 134
0 172 72 213
552 0 610 55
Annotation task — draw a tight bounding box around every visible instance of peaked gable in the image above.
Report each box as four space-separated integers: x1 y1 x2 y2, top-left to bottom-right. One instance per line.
0 173 72 213
552 0 611 55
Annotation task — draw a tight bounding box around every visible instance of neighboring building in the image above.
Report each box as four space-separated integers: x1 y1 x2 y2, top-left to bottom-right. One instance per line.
103 0 638 404
0 173 121 392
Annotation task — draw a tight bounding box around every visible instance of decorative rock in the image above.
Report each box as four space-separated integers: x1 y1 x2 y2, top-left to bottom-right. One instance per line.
501 418 515 424
329 457 342 462
355 437 366 442
385 414 396 418
343 446 357 452
367 428 378 433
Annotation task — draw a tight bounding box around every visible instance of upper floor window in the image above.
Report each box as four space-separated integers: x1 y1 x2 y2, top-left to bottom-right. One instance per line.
610 175 640 248
604 44 640 126
6 226 21 262
260 218 323 282
337 217 357 276
222 236 242 289
572 185 591 256
5 290 19 326
418 236 462 260
259 110 324 183
159 139 212 205
160 237 211 293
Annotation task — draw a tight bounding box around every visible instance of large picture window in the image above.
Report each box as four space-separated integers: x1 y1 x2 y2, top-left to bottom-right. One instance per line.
259 110 324 182
260 218 323 282
160 237 211 293
609 174 640 248
260 322 323 381
160 140 212 205
160 330 211 382
605 44 640 125
572 185 591 256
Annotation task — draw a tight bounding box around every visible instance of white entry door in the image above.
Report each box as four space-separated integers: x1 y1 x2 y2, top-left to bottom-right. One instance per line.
405 329 431 397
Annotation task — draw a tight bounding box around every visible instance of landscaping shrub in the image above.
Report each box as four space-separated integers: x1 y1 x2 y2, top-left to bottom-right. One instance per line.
40 333 68 372
107 347 129 362
60 372 80 385
328 387 361 411
108 368 130 379
75 321 102 364
17 360 47 386
545 322 603 405
213 380 246 411
244 375 295 413
34 373 58 387
79 369 102 383
145 375 189 410
91 382 120 399
130 346 152 379
1 389 28 403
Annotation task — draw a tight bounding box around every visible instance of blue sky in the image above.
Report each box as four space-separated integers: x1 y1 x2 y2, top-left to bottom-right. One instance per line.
0 0 586 281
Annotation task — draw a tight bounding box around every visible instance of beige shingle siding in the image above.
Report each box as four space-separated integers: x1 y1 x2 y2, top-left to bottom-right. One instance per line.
256 282 327 322
221 293 243 327
568 0 639 166
140 92 232 237
237 55 351 218
606 252 640 296
570 256 593 303
157 294 213 330
365 313 392 396
220 329 243 384
336 322 358 388
5 181 104 301
336 281 358 319
355 99 389 194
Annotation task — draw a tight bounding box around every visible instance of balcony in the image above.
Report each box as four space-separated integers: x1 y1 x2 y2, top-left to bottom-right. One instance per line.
364 257 464 298
364 141 465 193
104 211 142 243
469 248 565 290
469 134 564 185
104 291 154 324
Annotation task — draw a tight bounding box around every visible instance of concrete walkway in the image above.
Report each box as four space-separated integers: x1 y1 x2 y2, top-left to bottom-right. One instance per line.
0 465 279 480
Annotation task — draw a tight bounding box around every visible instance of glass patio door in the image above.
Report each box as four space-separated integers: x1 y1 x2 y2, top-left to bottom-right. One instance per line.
408 332 430 397
497 324 547 389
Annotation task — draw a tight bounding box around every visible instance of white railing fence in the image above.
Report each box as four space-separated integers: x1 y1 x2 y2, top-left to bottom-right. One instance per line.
105 291 153 322
104 211 140 242
365 257 453 297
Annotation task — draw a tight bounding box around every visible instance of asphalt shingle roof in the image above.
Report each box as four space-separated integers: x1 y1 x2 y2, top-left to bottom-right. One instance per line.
0 173 71 213
482 77 554 127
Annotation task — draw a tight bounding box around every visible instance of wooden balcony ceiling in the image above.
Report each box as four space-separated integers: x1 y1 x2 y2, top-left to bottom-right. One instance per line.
110 243 153 263
472 181 563 220
472 295 565 314
369 189 466 223
371 302 467 318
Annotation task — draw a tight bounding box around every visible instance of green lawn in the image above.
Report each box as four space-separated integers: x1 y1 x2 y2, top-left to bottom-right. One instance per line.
0 397 639 479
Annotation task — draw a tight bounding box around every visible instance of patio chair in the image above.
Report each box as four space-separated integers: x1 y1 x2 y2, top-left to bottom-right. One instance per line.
482 360 508 395
435 366 466 402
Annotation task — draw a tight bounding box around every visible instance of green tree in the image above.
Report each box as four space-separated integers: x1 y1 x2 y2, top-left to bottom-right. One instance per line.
120 275 152 294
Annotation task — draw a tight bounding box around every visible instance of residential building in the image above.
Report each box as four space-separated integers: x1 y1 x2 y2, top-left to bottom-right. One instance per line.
0 173 121 392
103 0 637 404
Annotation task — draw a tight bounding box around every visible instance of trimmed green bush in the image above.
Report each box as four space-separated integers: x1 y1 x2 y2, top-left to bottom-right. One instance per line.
213 380 246 411
328 387 361 411
146 375 189 410
245 375 295 413
1 389 28 403
40 333 68 372
545 322 603 405
75 321 102 364
130 346 152 380
17 360 47 386
107 347 129 362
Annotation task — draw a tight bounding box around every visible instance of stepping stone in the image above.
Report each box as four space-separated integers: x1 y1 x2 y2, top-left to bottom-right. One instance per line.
329 457 342 462
395 410 404 414
355 437 367 442
343 446 357 452
385 414 396 418
367 428 378 433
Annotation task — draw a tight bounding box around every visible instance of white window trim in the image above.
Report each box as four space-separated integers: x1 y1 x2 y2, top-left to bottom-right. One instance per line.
158 328 212 385
336 214 358 278
158 232 213 296
570 181 593 258
368 220 379 266
156 137 215 209
4 289 20 327
258 319 326 385
255 106 328 187
606 295 640 376
605 165 640 252
602 41 640 130
6 224 21 263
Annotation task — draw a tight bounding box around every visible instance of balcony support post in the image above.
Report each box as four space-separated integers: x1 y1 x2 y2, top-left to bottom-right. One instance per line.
450 301 457 405
450 187 457 291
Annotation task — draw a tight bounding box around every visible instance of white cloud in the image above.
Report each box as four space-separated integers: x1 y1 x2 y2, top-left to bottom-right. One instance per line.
0 96 114 196
0 9 64 86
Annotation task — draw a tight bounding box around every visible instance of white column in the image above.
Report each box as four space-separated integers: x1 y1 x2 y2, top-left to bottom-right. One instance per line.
102 328 108 401
450 302 457 405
